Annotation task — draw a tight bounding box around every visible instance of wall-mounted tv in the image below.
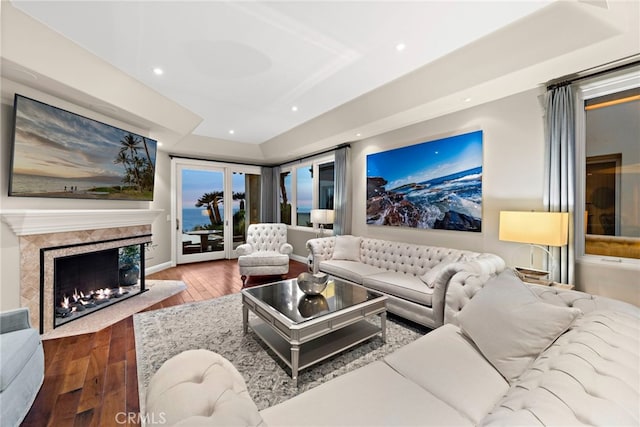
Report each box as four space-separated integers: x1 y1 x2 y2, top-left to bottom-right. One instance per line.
9 94 157 201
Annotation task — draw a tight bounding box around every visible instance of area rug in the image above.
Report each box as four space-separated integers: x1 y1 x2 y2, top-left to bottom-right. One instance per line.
42 279 186 340
134 293 427 414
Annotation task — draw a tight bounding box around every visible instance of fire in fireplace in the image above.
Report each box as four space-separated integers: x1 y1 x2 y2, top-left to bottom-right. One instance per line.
51 242 147 328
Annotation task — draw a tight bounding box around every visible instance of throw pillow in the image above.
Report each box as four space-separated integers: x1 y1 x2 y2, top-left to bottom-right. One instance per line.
457 269 581 383
331 235 362 261
419 253 461 288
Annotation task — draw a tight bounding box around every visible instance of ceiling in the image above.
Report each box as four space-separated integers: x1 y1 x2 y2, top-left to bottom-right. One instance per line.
10 0 553 145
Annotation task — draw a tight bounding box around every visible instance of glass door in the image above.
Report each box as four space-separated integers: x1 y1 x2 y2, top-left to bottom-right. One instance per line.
229 169 262 256
173 159 262 264
177 164 226 264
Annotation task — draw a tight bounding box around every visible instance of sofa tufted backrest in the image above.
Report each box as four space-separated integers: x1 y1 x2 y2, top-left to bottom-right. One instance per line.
359 238 472 276
444 269 639 326
246 223 288 252
481 308 640 426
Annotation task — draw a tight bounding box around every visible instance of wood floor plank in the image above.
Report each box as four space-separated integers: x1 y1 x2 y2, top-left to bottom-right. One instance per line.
24 259 307 427
59 356 90 394
76 344 109 413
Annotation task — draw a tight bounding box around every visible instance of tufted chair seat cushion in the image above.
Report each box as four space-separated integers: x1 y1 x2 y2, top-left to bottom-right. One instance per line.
237 251 289 267
146 349 265 426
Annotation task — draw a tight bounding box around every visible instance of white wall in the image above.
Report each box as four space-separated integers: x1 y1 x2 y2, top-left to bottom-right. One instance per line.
0 83 172 310
2 83 638 310
351 88 547 265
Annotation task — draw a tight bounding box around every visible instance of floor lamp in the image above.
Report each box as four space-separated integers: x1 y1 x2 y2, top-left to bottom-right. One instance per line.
499 211 569 280
311 209 334 238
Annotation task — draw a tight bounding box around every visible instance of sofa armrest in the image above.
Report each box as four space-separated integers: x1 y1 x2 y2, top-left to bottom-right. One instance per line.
279 242 293 255
0 308 31 334
306 237 335 273
236 244 253 256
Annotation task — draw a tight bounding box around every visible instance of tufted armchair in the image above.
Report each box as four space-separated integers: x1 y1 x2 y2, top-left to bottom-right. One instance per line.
237 223 293 286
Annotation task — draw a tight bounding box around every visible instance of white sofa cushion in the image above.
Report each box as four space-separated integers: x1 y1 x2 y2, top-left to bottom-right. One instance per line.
259 359 473 426
384 324 509 424
331 235 361 261
364 272 434 306
457 269 581 383
318 260 384 284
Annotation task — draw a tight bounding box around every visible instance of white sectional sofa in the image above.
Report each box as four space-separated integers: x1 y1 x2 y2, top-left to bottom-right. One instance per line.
145 269 640 426
306 235 505 328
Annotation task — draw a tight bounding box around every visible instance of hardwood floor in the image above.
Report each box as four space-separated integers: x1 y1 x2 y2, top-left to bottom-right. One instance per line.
22 259 307 427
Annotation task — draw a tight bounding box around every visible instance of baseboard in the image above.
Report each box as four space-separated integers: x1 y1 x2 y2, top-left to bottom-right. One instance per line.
290 253 307 264
146 261 172 275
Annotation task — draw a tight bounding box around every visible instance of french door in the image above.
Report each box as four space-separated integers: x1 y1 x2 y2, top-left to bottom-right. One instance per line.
172 158 261 264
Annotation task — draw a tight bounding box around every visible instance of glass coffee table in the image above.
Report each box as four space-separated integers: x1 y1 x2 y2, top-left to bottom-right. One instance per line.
242 276 387 386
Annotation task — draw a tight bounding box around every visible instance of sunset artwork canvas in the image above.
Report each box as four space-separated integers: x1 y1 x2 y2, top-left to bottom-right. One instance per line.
366 130 483 232
9 95 157 200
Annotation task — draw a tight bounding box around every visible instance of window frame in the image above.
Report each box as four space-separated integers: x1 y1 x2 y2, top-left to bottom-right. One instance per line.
575 68 640 265
279 154 335 230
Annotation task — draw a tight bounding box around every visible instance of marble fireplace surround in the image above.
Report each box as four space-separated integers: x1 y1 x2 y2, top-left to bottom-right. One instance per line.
1 209 162 334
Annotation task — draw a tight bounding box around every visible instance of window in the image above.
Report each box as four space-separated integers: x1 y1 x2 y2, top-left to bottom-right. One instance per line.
279 156 335 228
577 71 640 261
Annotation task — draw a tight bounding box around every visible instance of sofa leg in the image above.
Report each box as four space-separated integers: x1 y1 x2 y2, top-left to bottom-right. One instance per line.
241 275 247 287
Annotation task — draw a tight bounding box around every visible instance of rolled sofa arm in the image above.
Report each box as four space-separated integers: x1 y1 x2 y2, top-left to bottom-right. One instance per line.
236 243 253 256
306 237 336 273
0 307 31 334
279 242 293 255
146 349 266 426
433 253 506 327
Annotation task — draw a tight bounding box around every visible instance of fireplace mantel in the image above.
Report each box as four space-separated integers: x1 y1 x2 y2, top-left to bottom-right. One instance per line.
0 209 163 236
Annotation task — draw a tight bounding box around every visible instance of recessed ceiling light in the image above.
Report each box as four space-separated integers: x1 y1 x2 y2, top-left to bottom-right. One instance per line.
464 97 472 103
356 133 362 137
229 129 235 135
395 43 406 52
291 106 298 112
153 67 164 76
157 141 163 147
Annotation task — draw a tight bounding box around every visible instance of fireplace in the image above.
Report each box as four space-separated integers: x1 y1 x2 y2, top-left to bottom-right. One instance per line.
1 209 162 334
51 242 147 328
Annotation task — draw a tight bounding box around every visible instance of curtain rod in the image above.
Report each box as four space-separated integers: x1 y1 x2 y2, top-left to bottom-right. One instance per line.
169 143 350 168
292 143 350 165
546 55 640 91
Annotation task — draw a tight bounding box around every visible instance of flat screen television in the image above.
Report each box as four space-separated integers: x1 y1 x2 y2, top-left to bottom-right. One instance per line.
9 94 157 201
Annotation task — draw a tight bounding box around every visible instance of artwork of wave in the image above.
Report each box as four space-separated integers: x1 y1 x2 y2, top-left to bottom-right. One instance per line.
366 131 483 232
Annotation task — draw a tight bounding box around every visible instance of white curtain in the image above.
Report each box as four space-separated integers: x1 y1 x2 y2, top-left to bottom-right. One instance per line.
333 146 351 235
544 85 575 284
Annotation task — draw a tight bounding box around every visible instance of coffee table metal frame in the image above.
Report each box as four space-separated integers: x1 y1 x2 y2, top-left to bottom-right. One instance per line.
242 278 387 386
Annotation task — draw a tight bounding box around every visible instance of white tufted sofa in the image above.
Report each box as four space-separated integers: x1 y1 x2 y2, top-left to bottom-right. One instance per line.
237 223 293 286
145 270 639 426
306 235 505 328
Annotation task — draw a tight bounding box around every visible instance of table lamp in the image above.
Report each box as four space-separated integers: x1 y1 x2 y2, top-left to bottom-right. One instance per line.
311 209 334 238
499 211 569 277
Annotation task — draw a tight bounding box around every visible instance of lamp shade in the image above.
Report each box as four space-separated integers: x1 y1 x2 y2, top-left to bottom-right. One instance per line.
310 209 335 225
499 211 569 247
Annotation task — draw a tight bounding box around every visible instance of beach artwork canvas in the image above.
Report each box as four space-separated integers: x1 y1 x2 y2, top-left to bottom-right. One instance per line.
9 95 157 201
366 130 483 232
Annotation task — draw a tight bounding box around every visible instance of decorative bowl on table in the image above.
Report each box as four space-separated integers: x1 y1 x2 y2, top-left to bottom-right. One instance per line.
296 272 329 295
